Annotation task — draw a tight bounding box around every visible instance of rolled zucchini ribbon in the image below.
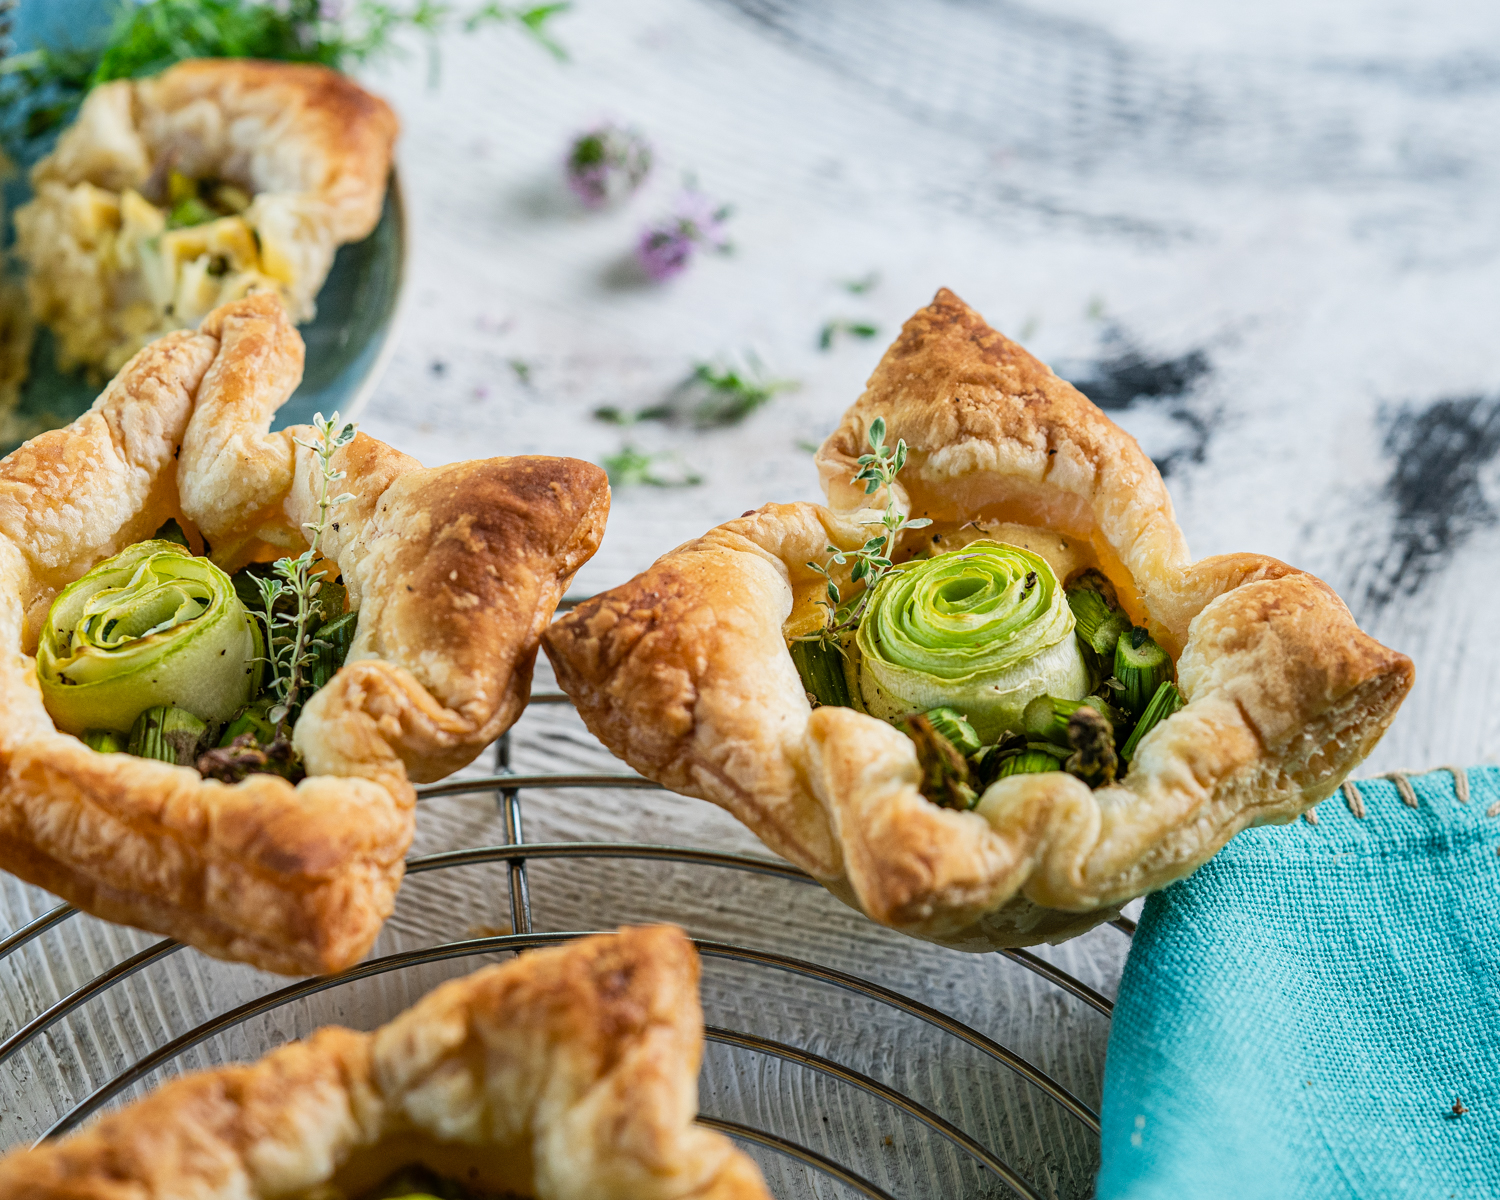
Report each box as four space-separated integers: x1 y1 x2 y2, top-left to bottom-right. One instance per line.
38 540 261 736
854 540 1088 741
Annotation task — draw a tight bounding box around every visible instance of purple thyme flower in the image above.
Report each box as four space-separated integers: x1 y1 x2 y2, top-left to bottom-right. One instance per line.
565 123 653 209
635 189 733 282
317 0 348 19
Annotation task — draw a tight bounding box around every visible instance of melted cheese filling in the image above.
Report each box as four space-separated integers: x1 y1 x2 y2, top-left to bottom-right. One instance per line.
14 180 289 379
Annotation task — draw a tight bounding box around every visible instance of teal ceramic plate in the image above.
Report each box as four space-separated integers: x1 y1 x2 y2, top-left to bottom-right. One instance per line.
3 0 407 451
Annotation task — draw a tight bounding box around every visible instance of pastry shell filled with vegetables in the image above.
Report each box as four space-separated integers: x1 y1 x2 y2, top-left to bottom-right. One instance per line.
544 289 1414 948
14 58 397 378
0 925 771 1200
0 293 609 974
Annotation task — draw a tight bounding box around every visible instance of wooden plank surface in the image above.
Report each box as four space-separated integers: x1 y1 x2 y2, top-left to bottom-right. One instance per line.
3 2 1497 1196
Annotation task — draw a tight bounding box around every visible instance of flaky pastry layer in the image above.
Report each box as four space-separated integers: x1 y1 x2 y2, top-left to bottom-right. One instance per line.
0 293 608 972
545 289 1413 948
0 926 771 1200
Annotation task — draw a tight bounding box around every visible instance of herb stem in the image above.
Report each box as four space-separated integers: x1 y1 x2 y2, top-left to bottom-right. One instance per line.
256 413 356 727
806 416 931 637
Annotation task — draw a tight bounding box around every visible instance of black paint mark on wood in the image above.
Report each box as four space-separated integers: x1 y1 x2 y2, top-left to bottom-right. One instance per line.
1067 334 1213 477
1071 344 1211 411
1363 395 1500 609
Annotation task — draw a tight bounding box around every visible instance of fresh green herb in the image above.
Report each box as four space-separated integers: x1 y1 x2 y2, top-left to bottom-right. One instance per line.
682 360 797 427
0 39 96 158
795 438 821 454
595 358 797 430
600 445 702 488
466 1 569 59
0 0 570 162
253 412 357 726
842 271 880 295
818 319 880 351
804 416 932 632
508 358 533 385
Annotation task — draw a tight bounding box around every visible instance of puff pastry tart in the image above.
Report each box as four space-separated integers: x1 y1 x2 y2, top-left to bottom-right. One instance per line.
545 289 1413 949
14 58 397 378
0 925 771 1200
0 293 608 974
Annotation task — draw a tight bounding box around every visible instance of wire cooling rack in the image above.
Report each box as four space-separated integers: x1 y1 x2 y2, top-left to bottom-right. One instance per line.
0 676 1135 1199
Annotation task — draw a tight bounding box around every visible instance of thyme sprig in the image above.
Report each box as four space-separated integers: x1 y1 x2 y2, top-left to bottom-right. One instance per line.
682 360 798 427
818 318 880 351
805 416 930 634
465 2 570 59
255 412 356 726
601 444 702 488
593 356 797 430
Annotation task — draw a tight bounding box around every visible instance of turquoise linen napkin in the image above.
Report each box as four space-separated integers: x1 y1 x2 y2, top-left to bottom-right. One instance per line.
1097 766 1500 1200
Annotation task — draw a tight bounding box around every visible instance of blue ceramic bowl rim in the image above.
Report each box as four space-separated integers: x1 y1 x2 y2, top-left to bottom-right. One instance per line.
323 164 409 426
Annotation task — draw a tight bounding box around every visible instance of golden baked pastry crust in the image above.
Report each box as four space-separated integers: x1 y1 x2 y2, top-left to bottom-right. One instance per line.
0 926 771 1200
0 293 608 973
544 289 1413 948
15 59 398 374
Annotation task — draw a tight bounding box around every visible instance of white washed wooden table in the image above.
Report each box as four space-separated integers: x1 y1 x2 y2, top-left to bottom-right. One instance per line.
4 2 1499 1196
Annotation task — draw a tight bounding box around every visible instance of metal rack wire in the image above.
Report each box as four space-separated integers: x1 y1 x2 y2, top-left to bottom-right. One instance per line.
0 685 1134 1200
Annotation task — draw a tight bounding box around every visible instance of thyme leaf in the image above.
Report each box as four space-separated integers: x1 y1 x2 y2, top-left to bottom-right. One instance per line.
817 319 880 351
255 412 356 728
591 356 798 430
601 445 702 489
805 416 931 636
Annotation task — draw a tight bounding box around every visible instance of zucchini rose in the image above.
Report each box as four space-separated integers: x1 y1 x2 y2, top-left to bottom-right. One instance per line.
853 540 1087 740
37 540 260 735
